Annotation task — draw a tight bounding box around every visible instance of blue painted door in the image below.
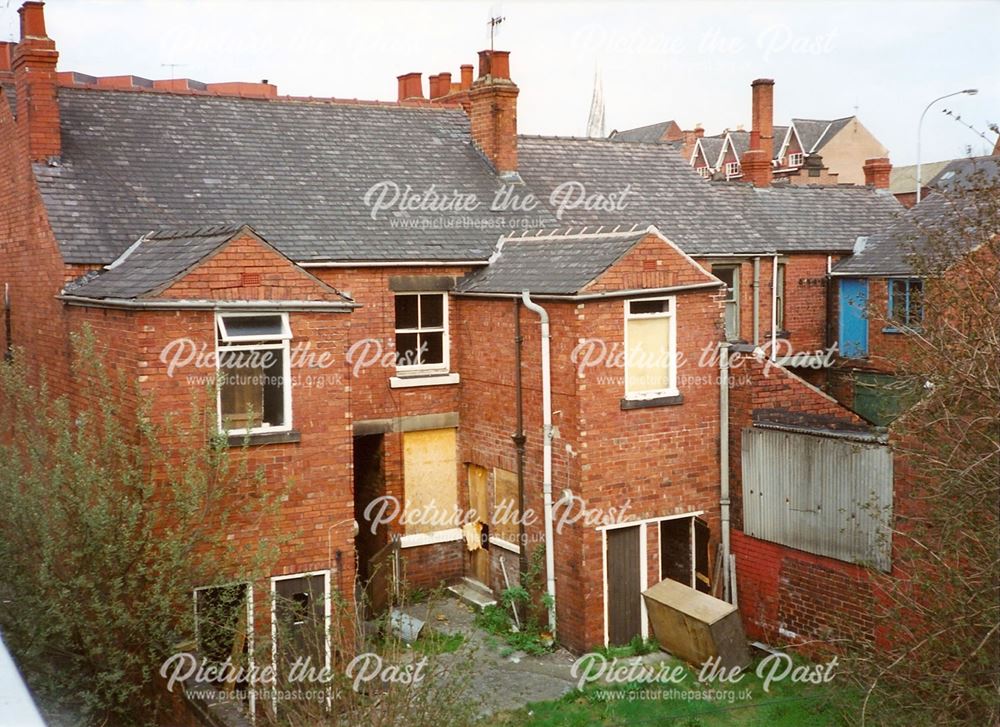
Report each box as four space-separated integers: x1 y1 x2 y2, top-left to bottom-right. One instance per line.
839 278 869 358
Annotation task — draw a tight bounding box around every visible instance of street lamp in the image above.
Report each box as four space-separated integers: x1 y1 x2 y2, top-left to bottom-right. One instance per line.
916 88 978 203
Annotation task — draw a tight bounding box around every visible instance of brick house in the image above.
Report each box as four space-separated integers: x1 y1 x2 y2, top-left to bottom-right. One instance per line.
0 0 923 665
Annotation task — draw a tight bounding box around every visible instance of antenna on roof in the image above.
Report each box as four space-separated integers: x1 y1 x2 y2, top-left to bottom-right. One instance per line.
488 13 505 52
161 63 187 81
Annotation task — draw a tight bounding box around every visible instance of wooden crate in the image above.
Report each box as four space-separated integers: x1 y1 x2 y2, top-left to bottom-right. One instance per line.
642 578 750 669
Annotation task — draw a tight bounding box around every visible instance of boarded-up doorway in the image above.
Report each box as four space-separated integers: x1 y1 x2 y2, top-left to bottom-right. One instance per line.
466 465 490 585
606 525 642 645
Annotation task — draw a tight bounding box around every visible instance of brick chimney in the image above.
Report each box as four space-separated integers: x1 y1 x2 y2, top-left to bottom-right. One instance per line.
396 72 423 101
862 157 892 189
0 41 13 83
13 1 60 161
469 50 519 178
741 78 774 187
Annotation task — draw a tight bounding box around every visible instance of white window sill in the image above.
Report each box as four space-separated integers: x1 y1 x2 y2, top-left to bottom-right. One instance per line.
489 536 521 554
623 388 680 402
390 372 460 389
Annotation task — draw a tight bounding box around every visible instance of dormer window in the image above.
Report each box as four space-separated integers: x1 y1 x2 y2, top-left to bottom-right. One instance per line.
788 152 804 167
724 161 741 179
697 166 712 179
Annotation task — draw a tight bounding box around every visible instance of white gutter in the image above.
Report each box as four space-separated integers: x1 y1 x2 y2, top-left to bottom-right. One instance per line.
454 281 723 302
520 290 557 634
719 341 731 602
770 254 778 361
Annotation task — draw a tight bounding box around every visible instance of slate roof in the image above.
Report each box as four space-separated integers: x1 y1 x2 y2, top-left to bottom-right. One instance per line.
697 136 725 166
831 192 991 276
927 155 1000 191
38 87 539 265
792 117 852 154
63 224 253 298
610 120 678 143
456 229 651 295
725 184 903 253
517 136 901 254
727 130 750 159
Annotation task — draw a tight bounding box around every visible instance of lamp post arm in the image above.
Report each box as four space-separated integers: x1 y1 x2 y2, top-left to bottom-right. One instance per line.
916 91 969 203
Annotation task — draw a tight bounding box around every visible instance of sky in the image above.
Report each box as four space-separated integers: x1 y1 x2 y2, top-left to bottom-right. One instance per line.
2 0 997 166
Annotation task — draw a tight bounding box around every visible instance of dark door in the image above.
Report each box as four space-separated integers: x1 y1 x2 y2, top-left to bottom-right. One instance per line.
694 518 711 594
607 525 642 645
354 434 387 583
274 574 326 680
660 517 692 586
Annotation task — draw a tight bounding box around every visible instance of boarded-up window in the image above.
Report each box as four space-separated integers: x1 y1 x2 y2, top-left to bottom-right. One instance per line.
625 297 676 397
492 468 520 546
402 428 458 535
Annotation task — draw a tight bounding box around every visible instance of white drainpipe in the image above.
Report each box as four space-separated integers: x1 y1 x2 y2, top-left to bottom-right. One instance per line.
719 341 731 602
521 291 557 634
770 254 779 361
752 257 761 346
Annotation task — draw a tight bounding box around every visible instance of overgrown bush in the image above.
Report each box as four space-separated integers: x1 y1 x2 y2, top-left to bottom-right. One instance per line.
0 332 278 725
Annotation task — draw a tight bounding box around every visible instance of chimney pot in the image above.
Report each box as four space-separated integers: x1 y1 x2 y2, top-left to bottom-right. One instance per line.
460 64 473 90
438 72 452 97
0 42 12 74
477 49 510 81
19 1 47 39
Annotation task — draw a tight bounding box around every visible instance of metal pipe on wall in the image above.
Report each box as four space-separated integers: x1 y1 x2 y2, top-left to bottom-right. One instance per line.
521 291 557 634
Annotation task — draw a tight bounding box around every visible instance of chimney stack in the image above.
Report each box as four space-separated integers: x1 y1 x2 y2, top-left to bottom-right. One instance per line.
741 78 774 187
13 1 60 161
468 50 519 178
862 157 892 189
396 72 423 101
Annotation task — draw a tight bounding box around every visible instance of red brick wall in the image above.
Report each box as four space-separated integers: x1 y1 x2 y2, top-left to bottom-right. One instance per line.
451 234 728 650
695 253 836 354
0 85 75 394
731 530 874 649
311 266 471 424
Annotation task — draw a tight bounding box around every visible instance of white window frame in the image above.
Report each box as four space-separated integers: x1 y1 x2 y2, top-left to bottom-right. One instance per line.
623 296 678 401
394 292 450 376
697 165 712 179
215 311 293 436
787 152 804 167
724 161 741 179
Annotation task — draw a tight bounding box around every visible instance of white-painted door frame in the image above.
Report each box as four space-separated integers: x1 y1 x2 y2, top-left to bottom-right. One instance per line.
601 510 704 647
